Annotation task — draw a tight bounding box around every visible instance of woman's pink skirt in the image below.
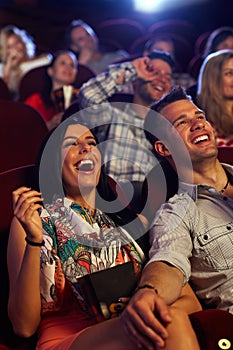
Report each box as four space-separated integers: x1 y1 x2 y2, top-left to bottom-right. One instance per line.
36 304 98 350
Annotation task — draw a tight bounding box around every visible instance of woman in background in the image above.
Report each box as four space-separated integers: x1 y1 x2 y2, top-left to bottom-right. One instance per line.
187 26 233 103
25 50 78 130
0 24 51 99
197 49 233 146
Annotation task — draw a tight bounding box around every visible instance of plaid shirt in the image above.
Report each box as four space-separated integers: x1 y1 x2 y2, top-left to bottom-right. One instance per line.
148 164 233 313
78 61 157 182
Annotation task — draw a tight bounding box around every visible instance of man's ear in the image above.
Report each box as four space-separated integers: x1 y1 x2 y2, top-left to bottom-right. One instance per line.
154 140 171 157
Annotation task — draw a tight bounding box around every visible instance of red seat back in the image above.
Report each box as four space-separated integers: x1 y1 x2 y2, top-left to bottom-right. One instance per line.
0 78 11 101
190 309 233 350
217 146 233 165
0 165 37 349
0 100 48 173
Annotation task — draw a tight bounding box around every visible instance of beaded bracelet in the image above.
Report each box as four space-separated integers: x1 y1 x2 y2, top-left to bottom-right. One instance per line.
135 283 158 294
25 237 45 247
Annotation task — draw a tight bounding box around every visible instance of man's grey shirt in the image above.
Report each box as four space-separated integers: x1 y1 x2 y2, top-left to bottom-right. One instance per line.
149 164 233 313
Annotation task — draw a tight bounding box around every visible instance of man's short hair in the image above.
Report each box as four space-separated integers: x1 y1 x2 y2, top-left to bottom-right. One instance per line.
144 86 192 146
147 50 175 70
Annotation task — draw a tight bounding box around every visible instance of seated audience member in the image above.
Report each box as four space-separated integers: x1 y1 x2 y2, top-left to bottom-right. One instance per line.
65 19 129 74
187 26 233 102
143 35 196 89
197 49 233 146
78 51 174 189
137 85 233 316
0 24 51 100
203 26 233 58
143 36 176 59
7 116 201 350
24 50 78 130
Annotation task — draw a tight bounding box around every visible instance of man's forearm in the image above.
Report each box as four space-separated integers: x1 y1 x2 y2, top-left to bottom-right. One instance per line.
78 61 137 107
139 261 184 305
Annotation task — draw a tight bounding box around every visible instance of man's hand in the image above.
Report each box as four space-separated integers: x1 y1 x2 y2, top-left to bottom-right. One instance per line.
120 288 172 349
132 57 159 82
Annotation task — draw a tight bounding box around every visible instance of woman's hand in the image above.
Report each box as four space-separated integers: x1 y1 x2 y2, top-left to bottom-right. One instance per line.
120 288 172 349
12 186 43 242
5 49 24 70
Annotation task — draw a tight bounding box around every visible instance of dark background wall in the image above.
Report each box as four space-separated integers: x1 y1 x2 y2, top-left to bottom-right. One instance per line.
0 0 232 73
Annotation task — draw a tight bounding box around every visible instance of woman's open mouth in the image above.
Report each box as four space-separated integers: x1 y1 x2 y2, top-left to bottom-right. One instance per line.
75 159 94 171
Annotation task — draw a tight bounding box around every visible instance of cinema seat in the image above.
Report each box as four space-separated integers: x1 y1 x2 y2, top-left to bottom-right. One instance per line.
0 100 48 173
0 165 37 349
0 78 11 101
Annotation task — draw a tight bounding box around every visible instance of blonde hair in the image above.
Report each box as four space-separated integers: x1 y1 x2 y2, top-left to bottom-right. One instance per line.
197 49 233 136
0 25 36 62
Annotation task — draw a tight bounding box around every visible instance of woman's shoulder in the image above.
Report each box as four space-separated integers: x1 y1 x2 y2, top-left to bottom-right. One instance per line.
24 92 43 106
20 53 52 76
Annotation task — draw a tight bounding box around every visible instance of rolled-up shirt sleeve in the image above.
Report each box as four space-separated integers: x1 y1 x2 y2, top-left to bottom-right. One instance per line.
148 192 198 284
78 61 137 108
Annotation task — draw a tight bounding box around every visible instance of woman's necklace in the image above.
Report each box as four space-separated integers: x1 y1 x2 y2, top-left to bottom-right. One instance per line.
219 177 229 194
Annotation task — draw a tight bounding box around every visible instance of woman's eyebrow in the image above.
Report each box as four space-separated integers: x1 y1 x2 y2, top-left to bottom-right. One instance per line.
63 135 77 141
85 136 96 140
63 135 96 141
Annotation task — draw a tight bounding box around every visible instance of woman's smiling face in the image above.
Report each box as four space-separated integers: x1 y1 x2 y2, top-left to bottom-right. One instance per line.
48 52 78 87
61 124 101 197
222 57 233 99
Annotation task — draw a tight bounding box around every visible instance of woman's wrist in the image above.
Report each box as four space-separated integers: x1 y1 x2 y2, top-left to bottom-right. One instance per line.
3 69 10 82
25 237 45 247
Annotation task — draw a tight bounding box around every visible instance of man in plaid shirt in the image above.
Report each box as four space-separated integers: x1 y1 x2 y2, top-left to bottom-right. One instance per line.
78 51 174 211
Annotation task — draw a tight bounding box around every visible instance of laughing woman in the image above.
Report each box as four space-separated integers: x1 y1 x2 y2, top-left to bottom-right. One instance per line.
197 49 233 146
7 115 201 350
